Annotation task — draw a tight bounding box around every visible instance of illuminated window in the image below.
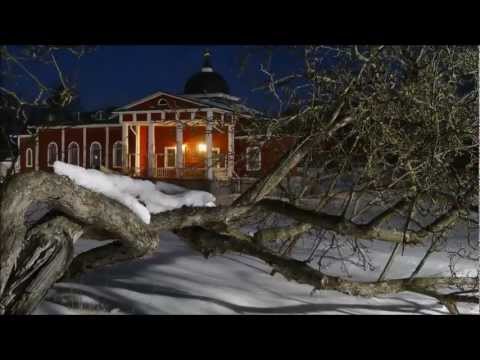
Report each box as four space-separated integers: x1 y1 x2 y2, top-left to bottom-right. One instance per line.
47 142 58 167
246 146 261 171
197 143 207 153
67 142 80 165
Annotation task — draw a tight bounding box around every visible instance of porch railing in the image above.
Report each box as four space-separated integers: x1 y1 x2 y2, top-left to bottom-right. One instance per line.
125 152 230 180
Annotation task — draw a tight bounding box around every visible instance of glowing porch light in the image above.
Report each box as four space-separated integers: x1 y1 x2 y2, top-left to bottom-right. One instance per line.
197 143 207 153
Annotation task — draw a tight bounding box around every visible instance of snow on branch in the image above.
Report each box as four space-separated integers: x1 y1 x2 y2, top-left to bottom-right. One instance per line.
53 162 216 224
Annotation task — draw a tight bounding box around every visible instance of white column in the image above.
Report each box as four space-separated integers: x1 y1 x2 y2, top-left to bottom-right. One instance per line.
83 127 87 168
206 111 213 180
135 125 140 176
121 114 129 172
227 123 235 178
105 126 109 168
176 112 183 178
35 132 39 171
61 128 65 162
147 112 154 177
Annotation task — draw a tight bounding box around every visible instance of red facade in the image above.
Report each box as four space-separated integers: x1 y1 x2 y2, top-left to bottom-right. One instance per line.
16 92 297 183
18 125 122 172
234 136 297 178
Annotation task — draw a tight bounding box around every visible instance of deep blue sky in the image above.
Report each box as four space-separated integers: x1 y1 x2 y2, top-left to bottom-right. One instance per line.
74 46 259 110
11 45 285 112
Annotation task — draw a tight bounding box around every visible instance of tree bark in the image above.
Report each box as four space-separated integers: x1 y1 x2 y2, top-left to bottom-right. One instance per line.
0 216 81 314
0 171 158 313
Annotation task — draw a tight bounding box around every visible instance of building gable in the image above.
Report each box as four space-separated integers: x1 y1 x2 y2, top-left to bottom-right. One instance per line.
119 91 207 112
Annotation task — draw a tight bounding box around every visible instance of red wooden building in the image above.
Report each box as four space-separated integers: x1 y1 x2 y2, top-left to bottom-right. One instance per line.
16 51 295 190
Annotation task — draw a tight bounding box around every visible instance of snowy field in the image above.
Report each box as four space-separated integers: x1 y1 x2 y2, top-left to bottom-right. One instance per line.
35 231 478 315
34 162 478 315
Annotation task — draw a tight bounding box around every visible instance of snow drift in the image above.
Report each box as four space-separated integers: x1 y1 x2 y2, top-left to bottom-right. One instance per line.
54 161 216 224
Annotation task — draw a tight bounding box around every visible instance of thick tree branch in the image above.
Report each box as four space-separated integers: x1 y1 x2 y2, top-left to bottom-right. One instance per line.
176 226 478 301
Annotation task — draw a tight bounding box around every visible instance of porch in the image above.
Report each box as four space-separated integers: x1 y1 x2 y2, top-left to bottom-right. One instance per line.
126 152 230 181
120 110 235 181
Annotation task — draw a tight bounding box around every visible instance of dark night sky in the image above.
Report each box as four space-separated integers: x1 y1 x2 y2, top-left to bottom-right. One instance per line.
13 45 277 112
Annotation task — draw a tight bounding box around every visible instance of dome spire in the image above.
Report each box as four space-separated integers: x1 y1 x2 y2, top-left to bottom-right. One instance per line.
183 49 230 95
201 49 213 72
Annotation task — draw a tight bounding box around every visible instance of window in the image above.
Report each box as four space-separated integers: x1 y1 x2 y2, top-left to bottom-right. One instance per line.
95 110 105 121
157 98 168 108
26 148 33 168
67 142 80 166
112 141 123 168
90 142 102 169
164 147 176 168
212 148 222 168
47 142 58 167
246 146 261 171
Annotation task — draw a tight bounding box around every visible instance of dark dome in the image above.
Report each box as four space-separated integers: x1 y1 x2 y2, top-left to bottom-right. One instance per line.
183 51 230 95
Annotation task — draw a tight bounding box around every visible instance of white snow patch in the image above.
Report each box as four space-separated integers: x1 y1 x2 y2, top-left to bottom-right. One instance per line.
35 230 478 315
53 161 216 224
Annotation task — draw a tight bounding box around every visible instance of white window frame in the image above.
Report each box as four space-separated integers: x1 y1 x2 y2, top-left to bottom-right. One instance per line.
90 141 102 168
95 110 104 121
246 146 261 172
164 146 177 168
157 98 168 108
26 148 33 168
67 142 80 166
47 142 58 167
112 141 123 168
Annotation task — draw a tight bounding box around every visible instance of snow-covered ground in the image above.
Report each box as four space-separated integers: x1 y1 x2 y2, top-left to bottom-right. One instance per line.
37 163 477 315
35 231 478 315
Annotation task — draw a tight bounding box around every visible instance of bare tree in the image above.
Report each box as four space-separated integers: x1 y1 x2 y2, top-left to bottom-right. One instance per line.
0 45 477 314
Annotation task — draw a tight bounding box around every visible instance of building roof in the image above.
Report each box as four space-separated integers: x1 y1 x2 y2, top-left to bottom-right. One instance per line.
183 51 230 95
182 95 262 116
26 107 119 128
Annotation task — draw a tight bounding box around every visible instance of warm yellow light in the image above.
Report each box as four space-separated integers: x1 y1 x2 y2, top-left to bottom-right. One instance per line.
197 143 207 153
182 144 187 150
